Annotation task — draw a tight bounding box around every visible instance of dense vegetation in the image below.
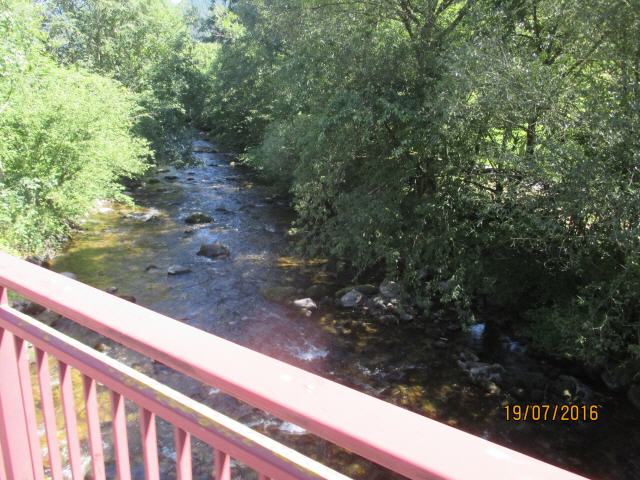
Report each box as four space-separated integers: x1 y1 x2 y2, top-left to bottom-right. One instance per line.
1 0 639 370
0 0 204 255
201 0 640 369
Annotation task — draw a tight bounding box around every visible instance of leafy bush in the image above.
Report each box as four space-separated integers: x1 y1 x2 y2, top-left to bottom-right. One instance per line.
0 0 149 255
202 0 640 367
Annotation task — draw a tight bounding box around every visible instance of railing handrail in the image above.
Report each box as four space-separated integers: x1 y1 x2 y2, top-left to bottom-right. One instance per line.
0 251 588 480
0 304 349 480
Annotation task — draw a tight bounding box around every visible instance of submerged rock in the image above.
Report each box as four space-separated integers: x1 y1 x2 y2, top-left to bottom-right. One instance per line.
126 209 160 222
260 286 297 303
197 242 230 259
339 289 364 308
185 212 213 224
167 265 192 275
458 360 505 387
192 140 216 153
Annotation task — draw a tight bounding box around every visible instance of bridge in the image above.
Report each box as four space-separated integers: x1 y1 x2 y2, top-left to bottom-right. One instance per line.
0 251 587 479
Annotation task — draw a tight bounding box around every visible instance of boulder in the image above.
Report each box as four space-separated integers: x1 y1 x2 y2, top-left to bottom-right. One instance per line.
379 279 401 300
167 265 192 275
118 295 137 303
335 284 378 298
185 212 213 224
197 242 230 259
339 289 364 308
293 298 317 310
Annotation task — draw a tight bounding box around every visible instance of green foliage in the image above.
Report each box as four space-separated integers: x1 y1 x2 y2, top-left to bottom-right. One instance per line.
0 0 149 255
44 0 201 161
203 0 640 367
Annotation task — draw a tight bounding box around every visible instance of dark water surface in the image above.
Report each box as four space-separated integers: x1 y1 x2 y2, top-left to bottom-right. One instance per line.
49 138 639 479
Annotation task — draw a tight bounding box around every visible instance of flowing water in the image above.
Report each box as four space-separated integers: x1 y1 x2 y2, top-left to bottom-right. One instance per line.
45 137 640 479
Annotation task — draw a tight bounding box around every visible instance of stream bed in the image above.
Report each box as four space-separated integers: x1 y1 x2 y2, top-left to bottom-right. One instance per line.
41 137 639 479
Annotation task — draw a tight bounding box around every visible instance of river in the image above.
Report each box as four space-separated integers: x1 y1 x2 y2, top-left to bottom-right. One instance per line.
45 136 639 479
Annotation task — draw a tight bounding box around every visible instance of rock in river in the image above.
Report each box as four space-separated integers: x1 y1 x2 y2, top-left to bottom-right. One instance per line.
293 298 317 310
458 360 505 387
167 265 192 275
197 242 230 259
379 279 401 301
126 209 160 222
185 212 213 224
335 284 378 298
339 289 364 308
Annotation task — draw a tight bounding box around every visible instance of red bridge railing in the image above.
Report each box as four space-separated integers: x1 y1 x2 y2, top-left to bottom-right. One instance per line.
0 251 588 479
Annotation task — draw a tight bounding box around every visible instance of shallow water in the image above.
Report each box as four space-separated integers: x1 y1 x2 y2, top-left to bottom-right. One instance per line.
49 138 640 479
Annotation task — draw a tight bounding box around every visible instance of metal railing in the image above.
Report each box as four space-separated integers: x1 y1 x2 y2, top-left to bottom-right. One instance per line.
0 252 588 479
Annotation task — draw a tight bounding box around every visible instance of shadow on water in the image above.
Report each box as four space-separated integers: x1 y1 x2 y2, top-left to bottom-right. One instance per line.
43 136 640 479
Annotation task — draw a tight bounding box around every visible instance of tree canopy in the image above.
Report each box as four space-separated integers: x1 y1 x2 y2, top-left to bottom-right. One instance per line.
202 0 640 367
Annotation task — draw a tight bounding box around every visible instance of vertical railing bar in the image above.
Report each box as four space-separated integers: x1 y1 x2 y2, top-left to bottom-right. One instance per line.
214 449 231 480
82 375 106 480
58 361 83 479
174 427 192 480
36 349 64 480
0 435 9 480
139 407 160 480
14 337 45 480
1 285 40 479
110 391 131 480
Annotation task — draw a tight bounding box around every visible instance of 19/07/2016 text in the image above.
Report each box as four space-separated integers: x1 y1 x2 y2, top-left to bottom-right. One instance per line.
504 404 600 422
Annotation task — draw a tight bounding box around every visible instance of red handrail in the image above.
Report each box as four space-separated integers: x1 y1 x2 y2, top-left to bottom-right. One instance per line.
0 252 589 479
